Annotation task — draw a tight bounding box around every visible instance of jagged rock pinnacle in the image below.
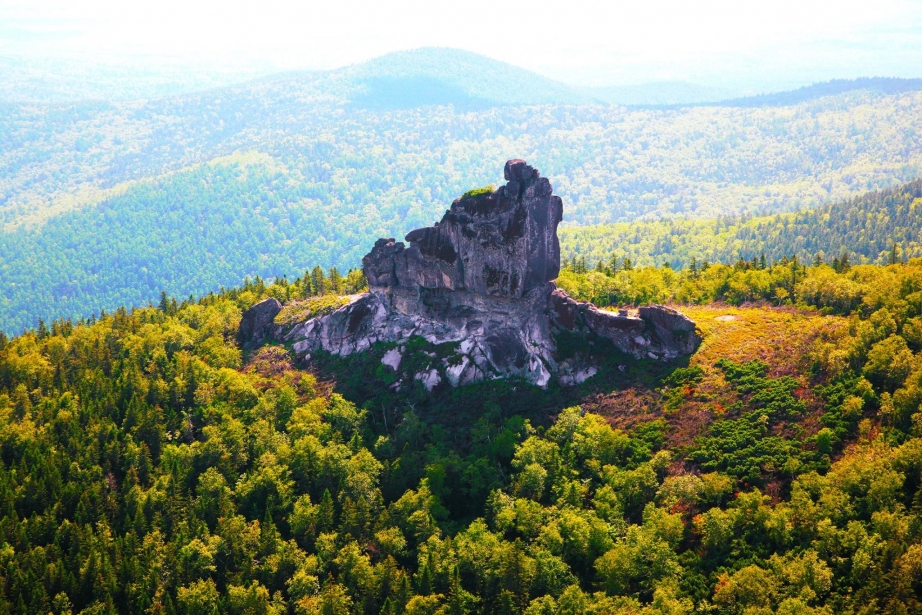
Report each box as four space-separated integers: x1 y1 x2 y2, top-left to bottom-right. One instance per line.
240 160 700 389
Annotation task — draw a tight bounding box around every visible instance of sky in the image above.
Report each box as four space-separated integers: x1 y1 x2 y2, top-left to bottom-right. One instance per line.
2 0 922 90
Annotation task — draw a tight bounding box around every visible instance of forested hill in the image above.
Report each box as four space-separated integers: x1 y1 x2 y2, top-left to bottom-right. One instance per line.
5 48 922 332
6 49 922 231
328 48 596 108
560 179 922 269
714 77 922 108
4 92 922 333
3 263 922 612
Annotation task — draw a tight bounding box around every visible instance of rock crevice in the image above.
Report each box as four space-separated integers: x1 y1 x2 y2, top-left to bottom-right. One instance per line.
241 160 700 388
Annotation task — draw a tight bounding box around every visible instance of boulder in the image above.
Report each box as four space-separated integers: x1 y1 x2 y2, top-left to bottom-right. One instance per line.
238 298 282 349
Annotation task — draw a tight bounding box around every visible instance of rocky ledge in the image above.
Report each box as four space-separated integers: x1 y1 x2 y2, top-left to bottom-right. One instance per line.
239 159 700 389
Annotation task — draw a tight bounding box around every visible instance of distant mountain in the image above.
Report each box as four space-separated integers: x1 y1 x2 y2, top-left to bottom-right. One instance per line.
4 48 922 331
560 179 922 269
337 48 597 108
0 55 273 103
588 81 734 106
714 77 922 108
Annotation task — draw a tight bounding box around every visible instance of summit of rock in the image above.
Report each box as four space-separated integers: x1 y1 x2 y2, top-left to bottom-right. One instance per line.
240 160 700 388
364 159 560 298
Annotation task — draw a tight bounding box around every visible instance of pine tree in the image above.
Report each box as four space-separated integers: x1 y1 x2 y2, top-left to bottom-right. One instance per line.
379 597 396 615
329 267 343 294
317 489 335 533
839 251 851 272
311 266 327 296
608 254 620 274
445 566 475 615
890 242 901 265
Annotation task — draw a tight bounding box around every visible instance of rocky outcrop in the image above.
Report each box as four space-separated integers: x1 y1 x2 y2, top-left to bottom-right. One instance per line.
239 160 700 388
364 159 561 299
237 297 281 349
548 289 699 359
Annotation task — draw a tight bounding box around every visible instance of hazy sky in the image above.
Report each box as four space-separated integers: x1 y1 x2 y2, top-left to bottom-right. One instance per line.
2 0 922 88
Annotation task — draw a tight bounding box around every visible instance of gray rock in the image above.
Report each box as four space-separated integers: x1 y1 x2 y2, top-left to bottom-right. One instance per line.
381 347 403 371
252 160 700 388
238 298 282 349
415 369 442 391
364 158 561 300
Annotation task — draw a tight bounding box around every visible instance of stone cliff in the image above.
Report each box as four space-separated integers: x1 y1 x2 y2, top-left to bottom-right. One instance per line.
239 160 700 389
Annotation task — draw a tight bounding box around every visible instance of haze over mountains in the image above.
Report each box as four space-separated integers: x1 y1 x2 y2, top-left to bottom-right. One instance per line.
5 48 921 107
3 47 922 332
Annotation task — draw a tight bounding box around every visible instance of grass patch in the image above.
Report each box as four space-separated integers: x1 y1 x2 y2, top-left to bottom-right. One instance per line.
274 294 351 326
461 184 496 200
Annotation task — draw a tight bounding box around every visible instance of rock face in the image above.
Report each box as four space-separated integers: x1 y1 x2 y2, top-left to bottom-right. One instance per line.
240 160 700 388
364 159 561 299
237 297 281 349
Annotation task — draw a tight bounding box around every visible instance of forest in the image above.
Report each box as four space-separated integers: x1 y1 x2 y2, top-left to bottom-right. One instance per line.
4 48 922 333
560 178 922 270
4 164 922 335
3 255 922 614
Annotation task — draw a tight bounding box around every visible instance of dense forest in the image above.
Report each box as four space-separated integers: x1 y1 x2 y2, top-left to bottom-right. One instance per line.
560 178 922 270
4 75 922 230
4 162 922 334
3 256 922 613
5 81 922 333
710 77 922 109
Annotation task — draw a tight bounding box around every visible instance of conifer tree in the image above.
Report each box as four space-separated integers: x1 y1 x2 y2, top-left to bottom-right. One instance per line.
890 242 901 265
311 266 327 296
329 267 343 294
839 250 851 271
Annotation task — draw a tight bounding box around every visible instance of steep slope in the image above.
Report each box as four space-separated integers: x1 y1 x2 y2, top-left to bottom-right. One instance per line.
559 178 922 268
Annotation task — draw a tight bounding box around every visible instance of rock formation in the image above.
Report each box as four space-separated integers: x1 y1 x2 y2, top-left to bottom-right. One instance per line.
237 297 281 349
240 160 700 388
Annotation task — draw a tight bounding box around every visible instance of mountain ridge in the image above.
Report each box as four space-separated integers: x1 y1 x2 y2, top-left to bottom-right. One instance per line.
559 178 922 269
9 48 922 109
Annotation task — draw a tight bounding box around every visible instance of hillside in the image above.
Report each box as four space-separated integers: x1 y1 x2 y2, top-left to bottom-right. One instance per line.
559 178 922 269
2 259 922 612
7 56 922 232
591 81 734 106
336 48 596 109
4 62 922 332
716 77 922 108
0 55 273 103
